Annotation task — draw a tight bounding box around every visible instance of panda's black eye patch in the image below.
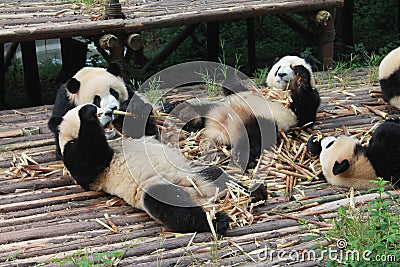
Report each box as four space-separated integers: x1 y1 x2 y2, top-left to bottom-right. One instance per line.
93 95 101 107
325 140 335 149
110 88 119 100
275 66 281 77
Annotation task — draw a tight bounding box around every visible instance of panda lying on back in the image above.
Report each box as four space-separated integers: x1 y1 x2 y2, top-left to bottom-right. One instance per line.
50 103 231 233
48 63 157 159
307 118 400 189
170 64 320 167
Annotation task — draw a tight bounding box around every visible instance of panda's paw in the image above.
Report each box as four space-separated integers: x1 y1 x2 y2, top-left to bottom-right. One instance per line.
249 183 268 202
78 104 98 121
307 134 322 155
214 212 230 234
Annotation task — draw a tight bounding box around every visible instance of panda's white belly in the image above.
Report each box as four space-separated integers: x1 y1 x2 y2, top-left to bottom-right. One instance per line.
90 137 218 209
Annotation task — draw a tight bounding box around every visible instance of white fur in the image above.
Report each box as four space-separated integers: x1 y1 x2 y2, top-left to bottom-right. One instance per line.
389 96 400 109
266 56 315 89
93 138 218 209
379 46 400 80
66 67 129 110
204 91 296 146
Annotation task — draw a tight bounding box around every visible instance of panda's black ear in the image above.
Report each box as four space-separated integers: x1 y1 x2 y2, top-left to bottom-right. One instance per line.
332 160 350 175
307 134 322 155
48 117 63 133
66 78 80 94
107 62 122 77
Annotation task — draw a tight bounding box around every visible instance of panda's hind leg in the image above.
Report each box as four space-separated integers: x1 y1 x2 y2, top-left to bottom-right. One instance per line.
143 183 229 234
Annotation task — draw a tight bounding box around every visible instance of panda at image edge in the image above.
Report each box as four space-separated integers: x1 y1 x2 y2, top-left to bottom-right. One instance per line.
379 46 400 109
169 64 320 167
48 63 157 159
50 103 232 234
307 118 400 189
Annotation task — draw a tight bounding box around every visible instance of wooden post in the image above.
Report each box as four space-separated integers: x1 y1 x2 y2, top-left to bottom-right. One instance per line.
315 10 335 69
247 18 256 75
21 41 42 106
207 22 219 62
127 33 143 51
0 43 5 109
104 0 124 19
57 38 87 84
98 33 126 78
398 0 400 36
4 42 19 71
334 0 354 55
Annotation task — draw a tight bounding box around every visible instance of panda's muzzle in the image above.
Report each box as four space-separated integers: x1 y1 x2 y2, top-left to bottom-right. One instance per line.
96 108 116 140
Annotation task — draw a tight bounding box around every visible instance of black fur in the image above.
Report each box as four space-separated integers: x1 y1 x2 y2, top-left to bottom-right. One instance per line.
63 105 114 190
48 86 75 159
288 65 320 128
379 69 400 103
306 134 322 155
66 78 80 94
332 160 350 175
93 95 101 107
109 88 120 100
232 116 276 167
169 100 216 133
143 184 229 234
106 62 122 77
367 118 400 187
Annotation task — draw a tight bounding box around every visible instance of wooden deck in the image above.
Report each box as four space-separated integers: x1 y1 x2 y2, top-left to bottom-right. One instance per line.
1 68 399 266
0 0 344 43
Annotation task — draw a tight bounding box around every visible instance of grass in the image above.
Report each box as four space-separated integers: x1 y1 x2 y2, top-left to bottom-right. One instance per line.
325 178 400 266
323 43 392 89
253 67 268 87
142 75 163 105
52 249 125 267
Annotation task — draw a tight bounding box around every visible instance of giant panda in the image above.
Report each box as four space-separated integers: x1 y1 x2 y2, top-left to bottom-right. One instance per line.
170 64 320 167
50 103 231 234
379 46 400 109
48 63 157 159
307 118 400 189
266 55 316 90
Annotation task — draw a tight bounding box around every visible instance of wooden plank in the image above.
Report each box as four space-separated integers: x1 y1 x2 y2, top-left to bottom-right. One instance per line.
0 67 395 266
0 0 344 42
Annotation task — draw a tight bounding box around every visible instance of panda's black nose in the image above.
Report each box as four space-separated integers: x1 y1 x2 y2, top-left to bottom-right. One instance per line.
111 106 118 111
278 73 287 78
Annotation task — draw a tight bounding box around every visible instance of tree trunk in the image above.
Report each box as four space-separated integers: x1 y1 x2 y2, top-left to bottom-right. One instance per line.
21 41 42 106
334 0 354 56
57 38 88 84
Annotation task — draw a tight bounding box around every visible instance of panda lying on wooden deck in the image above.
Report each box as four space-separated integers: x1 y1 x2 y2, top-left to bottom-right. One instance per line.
307 118 400 189
170 64 320 167
49 103 233 234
